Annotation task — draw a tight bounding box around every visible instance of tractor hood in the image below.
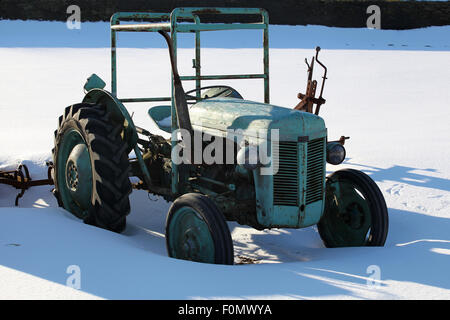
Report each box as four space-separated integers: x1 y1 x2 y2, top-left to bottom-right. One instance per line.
189 97 326 141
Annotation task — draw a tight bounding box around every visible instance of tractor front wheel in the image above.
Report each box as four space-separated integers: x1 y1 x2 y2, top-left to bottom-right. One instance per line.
52 103 132 233
318 169 388 247
165 193 234 264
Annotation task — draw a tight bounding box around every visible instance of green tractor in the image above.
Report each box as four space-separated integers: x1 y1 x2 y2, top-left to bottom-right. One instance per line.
52 8 388 265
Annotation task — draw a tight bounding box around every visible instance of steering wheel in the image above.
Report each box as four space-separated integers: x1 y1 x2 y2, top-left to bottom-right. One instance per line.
184 85 240 102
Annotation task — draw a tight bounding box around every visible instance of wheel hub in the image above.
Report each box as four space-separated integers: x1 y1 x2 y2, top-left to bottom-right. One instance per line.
65 143 92 210
321 178 372 246
66 161 79 191
182 228 200 259
345 203 365 229
168 207 216 263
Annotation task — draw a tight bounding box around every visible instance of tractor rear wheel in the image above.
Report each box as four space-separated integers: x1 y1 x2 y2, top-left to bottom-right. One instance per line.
318 169 388 247
165 193 234 265
52 103 132 233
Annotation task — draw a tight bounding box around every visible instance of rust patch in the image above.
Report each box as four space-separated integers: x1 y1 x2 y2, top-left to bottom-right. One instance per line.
192 9 222 15
294 47 327 115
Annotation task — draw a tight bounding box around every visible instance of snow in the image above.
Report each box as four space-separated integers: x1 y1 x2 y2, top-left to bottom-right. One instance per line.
0 263 101 300
1 20 449 51
1 32 450 299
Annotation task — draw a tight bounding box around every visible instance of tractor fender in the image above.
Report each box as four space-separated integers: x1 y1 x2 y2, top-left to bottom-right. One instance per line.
82 88 138 153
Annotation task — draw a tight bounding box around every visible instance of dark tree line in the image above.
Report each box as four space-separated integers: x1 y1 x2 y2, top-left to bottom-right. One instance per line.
0 0 448 30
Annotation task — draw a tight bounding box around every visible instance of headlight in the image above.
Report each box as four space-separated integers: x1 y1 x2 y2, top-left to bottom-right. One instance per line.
326 142 346 165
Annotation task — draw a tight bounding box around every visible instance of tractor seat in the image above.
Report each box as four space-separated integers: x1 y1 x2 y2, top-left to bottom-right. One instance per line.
148 105 171 133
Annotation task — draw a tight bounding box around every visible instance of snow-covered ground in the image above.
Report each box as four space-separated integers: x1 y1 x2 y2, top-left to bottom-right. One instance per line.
1 32 449 299
1 20 449 51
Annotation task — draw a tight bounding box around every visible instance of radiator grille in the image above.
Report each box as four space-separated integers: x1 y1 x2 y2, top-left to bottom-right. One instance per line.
273 141 298 206
305 138 325 204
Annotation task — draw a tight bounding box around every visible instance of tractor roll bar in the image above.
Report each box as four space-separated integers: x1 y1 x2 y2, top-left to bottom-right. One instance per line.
110 8 269 104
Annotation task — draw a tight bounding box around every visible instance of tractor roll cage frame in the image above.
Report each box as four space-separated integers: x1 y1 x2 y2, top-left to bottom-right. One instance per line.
110 7 269 105
110 7 269 196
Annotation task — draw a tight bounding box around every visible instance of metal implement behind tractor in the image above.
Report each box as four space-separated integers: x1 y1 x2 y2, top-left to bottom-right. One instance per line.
0 164 53 206
51 8 388 264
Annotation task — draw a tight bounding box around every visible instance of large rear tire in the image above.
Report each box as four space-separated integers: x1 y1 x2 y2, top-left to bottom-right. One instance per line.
318 169 388 247
165 193 234 265
52 103 132 233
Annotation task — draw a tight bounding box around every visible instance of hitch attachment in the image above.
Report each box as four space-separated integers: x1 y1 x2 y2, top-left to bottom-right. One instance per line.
0 163 54 206
294 46 328 115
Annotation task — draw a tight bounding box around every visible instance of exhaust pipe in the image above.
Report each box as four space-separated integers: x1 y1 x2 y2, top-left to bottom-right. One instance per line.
158 31 193 135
